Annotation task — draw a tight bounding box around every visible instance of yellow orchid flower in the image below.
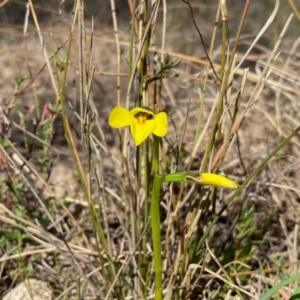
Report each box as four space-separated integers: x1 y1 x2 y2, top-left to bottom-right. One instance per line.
108 106 168 146
185 172 239 189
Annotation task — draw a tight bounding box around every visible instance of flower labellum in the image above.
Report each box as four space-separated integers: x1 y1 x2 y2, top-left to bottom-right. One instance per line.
185 172 239 189
108 106 168 146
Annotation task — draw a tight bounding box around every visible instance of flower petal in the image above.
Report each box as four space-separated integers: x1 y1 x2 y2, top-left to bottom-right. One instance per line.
186 172 239 189
129 107 155 118
131 117 156 146
108 106 131 128
153 112 168 137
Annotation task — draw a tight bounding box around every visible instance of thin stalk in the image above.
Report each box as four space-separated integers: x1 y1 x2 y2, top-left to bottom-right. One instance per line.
151 174 164 300
152 136 160 175
220 0 228 81
150 131 163 299
137 2 150 294
140 140 149 286
288 0 300 20
110 0 121 105
0 0 11 9
201 0 251 173
191 2 221 161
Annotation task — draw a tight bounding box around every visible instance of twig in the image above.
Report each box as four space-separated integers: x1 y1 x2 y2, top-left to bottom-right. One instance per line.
0 0 10 9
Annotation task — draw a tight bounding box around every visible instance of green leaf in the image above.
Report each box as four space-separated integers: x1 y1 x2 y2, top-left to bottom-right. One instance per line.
259 274 300 300
290 286 300 300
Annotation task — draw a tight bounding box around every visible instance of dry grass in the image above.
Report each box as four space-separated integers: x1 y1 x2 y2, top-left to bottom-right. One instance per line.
1 0 300 299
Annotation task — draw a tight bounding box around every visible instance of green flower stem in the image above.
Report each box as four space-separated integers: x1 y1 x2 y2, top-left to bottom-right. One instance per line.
151 174 164 300
164 171 201 183
152 136 160 175
164 172 187 182
151 135 163 300
150 171 199 300
151 170 189 300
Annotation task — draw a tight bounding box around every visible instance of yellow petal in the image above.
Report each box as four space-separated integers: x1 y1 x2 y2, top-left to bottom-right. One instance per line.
129 107 155 118
131 116 156 146
128 107 156 146
153 112 168 137
108 106 131 128
186 173 239 189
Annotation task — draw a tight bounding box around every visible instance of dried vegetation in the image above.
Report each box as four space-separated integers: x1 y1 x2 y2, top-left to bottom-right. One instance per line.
1 0 300 299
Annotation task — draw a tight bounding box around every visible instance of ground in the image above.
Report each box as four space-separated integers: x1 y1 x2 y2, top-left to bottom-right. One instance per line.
0 1 300 299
